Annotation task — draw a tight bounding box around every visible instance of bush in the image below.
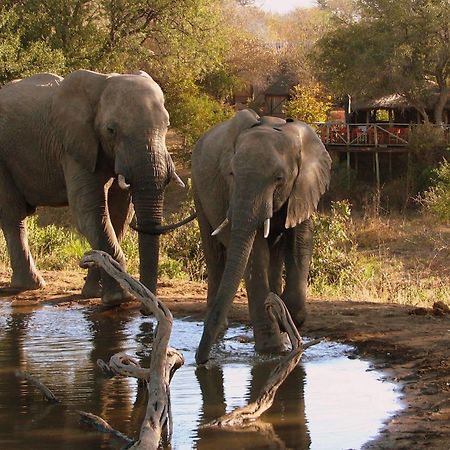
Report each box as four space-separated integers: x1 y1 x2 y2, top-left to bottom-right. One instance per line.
160 188 206 281
283 83 332 123
310 200 357 291
408 124 449 195
419 158 450 222
168 92 234 148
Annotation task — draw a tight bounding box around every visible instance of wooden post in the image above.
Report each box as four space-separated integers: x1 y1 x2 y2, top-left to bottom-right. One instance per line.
375 151 380 192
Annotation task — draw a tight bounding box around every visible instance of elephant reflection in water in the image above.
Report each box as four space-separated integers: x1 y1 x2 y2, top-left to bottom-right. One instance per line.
196 362 311 449
84 308 153 437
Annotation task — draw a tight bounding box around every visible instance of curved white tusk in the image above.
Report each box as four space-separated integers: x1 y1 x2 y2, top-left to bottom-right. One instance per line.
172 172 185 188
118 174 130 190
263 218 270 238
211 218 229 236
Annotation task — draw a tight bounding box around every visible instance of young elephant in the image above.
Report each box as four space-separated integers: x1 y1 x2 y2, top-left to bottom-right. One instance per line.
0 70 187 303
192 109 332 364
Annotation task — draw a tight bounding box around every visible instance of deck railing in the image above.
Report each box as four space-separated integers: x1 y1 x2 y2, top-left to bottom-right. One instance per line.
314 123 450 148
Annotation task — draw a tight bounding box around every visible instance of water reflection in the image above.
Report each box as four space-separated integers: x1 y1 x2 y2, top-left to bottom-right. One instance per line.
195 363 311 450
0 304 401 450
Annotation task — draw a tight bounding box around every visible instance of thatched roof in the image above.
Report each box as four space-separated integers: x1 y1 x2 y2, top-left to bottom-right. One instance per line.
352 90 450 111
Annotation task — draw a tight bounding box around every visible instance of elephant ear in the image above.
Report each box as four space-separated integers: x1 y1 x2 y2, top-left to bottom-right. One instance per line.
52 70 110 172
284 121 332 228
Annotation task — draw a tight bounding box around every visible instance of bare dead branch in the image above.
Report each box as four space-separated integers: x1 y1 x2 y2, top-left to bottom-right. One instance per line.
97 348 184 382
80 250 184 450
202 293 321 428
15 370 60 404
77 410 134 445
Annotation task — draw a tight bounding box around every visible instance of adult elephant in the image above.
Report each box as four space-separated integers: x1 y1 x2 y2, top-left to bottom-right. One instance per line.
192 109 332 364
0 69 188 303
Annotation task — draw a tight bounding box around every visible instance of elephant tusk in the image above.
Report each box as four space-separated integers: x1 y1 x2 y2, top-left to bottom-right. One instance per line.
263 218 270 238
211 218 229 236
118 174 130 190
172 172 185 188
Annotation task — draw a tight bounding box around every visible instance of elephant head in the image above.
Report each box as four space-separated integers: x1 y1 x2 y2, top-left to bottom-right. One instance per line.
51 69 182 292
195 110 332 364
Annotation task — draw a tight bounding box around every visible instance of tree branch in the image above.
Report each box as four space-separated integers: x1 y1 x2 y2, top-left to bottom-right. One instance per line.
80 250 184 450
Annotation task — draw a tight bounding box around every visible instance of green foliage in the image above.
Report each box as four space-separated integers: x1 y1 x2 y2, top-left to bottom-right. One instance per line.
0 8 66 84
160 189 206 281
283 83 332 123
420 159 450 222
26 216 89 270
310 200 357 290
313 0 450 123
169 91 234 148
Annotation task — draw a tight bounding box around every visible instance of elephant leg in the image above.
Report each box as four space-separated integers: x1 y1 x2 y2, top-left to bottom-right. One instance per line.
195 199 226 309
244 232 284 353
282 219 313 328
0 165 44 289
81 181 132 299
65 167 129 305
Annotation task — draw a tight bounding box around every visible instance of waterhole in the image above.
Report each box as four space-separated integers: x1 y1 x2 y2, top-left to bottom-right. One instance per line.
0 303 402 449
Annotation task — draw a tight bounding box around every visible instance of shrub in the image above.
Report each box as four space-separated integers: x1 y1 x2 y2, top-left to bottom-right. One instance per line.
168 92 234 148
419 158 450 222
310 200 357 291
160 191 206 281
283 83 332 123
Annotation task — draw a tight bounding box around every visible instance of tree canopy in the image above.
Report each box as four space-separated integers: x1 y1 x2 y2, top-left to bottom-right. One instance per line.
313 0 450 123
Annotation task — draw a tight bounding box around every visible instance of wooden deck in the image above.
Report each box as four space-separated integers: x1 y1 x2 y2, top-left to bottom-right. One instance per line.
315 122 450 152
313 123 450 188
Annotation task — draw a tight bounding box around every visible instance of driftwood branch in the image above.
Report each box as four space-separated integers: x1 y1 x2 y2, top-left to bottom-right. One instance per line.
203 293 320 428
77 411 134 445
15 370 60 404
97 348 184 382
80 250 184 450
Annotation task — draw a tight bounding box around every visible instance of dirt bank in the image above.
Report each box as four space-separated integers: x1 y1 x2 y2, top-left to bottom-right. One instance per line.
1 270 449 449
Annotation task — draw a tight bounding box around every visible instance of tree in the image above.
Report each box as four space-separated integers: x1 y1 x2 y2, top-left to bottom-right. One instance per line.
283 83 332 123
313 0 450 124
0 7 66 84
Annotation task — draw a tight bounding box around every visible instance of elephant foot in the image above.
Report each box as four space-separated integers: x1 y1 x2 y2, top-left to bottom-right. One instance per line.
101 288 135 306
81 281 102 299
254 327 288 354
11 272 45 291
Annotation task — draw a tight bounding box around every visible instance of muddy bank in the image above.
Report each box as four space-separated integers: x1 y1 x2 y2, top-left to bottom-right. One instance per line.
1 272 450 449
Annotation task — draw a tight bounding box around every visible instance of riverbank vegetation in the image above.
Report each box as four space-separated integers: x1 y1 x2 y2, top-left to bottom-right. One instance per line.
0 0 448 306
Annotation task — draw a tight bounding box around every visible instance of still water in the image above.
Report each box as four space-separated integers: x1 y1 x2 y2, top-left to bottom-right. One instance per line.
0 303 402 449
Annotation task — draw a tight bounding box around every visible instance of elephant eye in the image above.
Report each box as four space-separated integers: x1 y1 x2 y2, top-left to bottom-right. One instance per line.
107 125 116 136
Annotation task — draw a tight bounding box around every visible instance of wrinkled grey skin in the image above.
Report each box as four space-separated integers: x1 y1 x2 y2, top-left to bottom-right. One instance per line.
192 109 332 364
0 70 181 303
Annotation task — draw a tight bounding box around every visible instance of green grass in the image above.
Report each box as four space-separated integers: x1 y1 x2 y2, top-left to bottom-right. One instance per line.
0 206 448 308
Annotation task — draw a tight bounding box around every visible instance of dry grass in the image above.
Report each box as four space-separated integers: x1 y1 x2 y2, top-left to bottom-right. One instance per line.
311 214 449 306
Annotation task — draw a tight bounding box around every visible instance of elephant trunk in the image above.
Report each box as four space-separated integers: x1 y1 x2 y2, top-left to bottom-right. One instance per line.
196 182 273 364
131 186 164 294
124 132 171 294
196 226 256 364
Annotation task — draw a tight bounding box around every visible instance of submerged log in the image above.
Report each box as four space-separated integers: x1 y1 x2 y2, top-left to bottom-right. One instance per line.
77 411 134 445
15 370 60 404
203 293 320 428
80 250 184 450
